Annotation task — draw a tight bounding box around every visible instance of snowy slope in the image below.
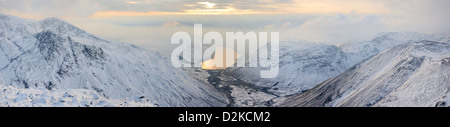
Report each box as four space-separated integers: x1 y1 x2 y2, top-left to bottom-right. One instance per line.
0 84 154 107
0 14 227 107
281 41 450 107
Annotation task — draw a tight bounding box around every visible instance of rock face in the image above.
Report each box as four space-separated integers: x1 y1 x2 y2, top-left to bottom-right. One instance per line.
0 13 227 107
282 41 450 107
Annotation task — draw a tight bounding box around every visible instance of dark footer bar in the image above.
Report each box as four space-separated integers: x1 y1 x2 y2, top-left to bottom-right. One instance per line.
0 107 448 126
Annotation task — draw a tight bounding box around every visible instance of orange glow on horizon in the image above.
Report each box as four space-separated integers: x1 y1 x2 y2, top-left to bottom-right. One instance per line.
201 47 241 70
0 0 391 20
92 9 276 17
91 1 388 17
201 58 227 70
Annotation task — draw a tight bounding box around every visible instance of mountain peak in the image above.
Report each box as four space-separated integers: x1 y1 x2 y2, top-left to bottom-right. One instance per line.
38 17 88 37
401 40 450 57
41 17 70 25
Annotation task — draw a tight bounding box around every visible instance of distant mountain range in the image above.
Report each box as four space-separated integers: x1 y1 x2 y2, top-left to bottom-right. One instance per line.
224 32 450 98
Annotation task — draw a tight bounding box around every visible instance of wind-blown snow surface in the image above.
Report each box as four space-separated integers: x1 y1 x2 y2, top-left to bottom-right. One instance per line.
224 32 450 97
0 14 227 107
0 84 154 107
281 41 450 107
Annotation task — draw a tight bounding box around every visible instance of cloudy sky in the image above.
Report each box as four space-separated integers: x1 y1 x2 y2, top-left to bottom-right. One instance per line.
1 0 449 54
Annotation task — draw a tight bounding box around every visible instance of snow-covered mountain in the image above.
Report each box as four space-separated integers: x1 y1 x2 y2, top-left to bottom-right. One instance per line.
0 14 227 107
224 32 450 97
281 41 450 107
224 42 353 96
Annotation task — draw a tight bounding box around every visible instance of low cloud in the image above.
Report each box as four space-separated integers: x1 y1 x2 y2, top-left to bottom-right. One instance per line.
162 20 180 27
0 0 103 18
